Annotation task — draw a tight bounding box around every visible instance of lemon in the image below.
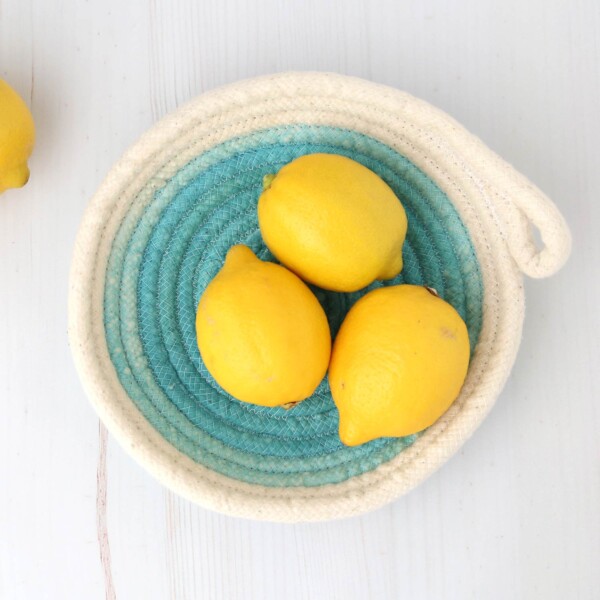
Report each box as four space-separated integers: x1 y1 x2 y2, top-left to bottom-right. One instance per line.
258 153 407 292
329 285 470 446
196 245 331 407
0 79 35 194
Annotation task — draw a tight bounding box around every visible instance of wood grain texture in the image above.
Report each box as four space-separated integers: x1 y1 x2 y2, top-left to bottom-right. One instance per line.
1 0 599 598
96 424 115 600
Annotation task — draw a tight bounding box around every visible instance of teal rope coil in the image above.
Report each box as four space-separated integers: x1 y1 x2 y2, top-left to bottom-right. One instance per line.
103 124 483 488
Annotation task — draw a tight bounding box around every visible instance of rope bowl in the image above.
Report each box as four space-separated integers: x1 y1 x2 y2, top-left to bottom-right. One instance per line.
69 72 570 522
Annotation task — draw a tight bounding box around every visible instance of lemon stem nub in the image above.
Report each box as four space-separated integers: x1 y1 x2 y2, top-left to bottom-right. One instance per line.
281 401 301 410
0 163 30 193
263 173 276 190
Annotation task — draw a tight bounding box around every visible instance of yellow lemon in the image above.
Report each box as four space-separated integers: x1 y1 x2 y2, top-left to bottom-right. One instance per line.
196 245 331 407
329 285 470 446
0 79 35 194
258 153 407 292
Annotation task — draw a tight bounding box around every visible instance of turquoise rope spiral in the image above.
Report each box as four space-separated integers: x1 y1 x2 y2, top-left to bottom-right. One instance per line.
103 124 483 487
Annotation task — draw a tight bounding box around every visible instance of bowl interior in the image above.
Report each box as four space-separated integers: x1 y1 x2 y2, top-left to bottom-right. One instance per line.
103 124 483 487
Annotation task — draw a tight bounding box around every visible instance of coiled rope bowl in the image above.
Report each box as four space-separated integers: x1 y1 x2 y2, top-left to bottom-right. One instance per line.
69 72 571 522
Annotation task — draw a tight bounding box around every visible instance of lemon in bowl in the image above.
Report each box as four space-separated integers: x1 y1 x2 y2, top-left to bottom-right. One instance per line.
196 245 331 408
258 153 407 292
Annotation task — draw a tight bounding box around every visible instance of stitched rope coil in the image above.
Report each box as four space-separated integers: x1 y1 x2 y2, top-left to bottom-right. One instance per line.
68 72 571 522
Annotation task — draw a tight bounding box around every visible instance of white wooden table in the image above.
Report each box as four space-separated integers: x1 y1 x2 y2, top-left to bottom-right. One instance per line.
1 1 598 598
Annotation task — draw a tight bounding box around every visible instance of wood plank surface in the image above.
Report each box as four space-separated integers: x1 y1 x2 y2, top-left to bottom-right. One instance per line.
1 0 598 598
